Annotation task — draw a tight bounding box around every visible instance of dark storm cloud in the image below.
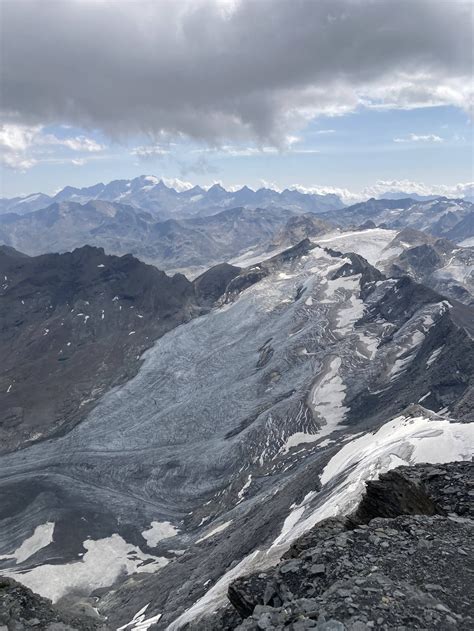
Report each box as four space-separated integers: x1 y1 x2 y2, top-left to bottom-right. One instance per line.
1 0 472 144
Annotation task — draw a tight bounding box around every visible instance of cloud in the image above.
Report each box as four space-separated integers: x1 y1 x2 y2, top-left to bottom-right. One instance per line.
0 123 42 151
360 179 474 200
191 143 319 157
2 153 38 171
287 183 360 204
0 123 105 170
276 180 474 204
219 145 279 157
178 155 219 177
1 0 472 145
315 129 336 135
131 145 171 158
393 133 444 143
49 136 104 152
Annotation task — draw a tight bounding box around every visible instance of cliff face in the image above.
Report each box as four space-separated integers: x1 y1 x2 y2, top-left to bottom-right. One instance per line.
189 461 473 631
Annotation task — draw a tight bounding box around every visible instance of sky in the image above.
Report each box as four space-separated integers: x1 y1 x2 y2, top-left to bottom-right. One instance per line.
0 0 473 200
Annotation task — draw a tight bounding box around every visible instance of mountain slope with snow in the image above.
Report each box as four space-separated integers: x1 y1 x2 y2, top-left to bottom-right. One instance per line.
0 228 472 629
324 197 474 243
0 245 211 454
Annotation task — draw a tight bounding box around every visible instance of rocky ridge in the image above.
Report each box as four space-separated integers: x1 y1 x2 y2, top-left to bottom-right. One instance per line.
191 461 473 630
0 577 105 631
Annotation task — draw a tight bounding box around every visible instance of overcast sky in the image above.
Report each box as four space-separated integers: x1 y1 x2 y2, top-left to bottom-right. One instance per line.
0 0 472 198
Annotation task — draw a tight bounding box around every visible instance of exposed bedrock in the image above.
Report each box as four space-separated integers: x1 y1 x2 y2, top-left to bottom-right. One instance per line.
207 462 474 631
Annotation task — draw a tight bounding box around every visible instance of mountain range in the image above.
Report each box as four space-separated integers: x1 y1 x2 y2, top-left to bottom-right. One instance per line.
0 178 473 279
0 176 344 219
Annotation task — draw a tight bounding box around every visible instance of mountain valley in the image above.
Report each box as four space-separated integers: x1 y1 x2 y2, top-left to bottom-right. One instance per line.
0 205 472 628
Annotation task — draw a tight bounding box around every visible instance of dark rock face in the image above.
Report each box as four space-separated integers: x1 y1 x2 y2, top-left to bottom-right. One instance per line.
209 462 474 630
351 469 439 523
329 252 383 297
272 214 333 248
268 238 316 265
0 245 197 453
399 243 442 274
384 234 474 306
357 220 377 230
0 577 106 630
193 263 241 307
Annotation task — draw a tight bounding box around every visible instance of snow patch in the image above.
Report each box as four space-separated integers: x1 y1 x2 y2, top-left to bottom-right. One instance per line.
141 521 178 547
0 522 55 564
316 229 397 266
196 521 232 544
117 603 162 631
426 346 443 367
2 533 168 603
237 475 252 502
280 432 320 454
309 356 348 436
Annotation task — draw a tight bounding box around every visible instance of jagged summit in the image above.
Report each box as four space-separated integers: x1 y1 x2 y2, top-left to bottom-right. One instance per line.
0 176 345 219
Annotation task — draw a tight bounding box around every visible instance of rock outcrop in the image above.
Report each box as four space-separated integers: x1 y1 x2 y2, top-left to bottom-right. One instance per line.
192 462 473 630
0 577 106 630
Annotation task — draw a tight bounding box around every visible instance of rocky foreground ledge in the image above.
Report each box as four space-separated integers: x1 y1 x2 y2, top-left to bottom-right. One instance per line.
189 461 473 631
0 578 106 631
1 461 472 630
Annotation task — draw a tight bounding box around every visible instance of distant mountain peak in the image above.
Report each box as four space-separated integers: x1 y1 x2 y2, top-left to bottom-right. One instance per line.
208 182 226 192
141 175 160 185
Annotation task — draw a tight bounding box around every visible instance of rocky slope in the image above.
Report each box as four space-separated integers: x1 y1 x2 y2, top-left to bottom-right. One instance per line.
0 576 105 630
0 245 223 454
384 230 474 305
214 461 473 631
